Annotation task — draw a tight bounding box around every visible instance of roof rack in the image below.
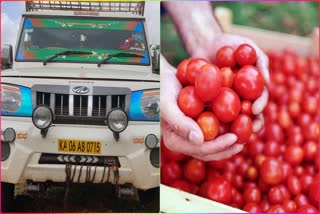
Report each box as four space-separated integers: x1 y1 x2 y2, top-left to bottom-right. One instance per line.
25 1 145 16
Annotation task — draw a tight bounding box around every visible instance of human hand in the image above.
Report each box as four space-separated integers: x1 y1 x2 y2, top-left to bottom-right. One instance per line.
161 56 243 161
189 33 270 133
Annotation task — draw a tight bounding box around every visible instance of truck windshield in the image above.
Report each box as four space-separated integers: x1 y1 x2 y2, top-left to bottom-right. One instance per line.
16 16 150 65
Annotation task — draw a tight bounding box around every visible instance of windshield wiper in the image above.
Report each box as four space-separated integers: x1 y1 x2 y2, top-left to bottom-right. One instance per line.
43 50 92 66
97 52 144 67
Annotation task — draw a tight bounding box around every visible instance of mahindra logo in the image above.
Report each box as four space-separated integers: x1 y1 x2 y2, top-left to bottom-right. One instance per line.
72 86 89 94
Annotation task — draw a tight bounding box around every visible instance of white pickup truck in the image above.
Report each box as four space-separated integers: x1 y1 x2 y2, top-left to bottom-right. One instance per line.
1 1 159 211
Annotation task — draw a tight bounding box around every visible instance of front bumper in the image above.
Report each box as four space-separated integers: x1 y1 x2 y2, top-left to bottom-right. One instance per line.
1 117 159 190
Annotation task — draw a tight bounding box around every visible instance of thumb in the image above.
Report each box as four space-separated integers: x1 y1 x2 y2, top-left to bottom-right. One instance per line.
161 105 204 145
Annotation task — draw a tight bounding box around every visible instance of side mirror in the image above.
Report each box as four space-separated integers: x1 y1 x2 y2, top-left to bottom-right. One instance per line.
1 44 13 69
152 48 160 74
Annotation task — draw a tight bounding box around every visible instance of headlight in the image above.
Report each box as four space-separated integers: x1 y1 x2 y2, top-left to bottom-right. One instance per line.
1 84 32 116
128 89 160 121
32 105 53 129
107 109 128 133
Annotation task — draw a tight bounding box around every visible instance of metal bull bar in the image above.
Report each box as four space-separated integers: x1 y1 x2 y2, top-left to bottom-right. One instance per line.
63 158 120 209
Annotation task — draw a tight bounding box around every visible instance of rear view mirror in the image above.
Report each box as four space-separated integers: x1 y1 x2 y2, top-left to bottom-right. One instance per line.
1 44 13 69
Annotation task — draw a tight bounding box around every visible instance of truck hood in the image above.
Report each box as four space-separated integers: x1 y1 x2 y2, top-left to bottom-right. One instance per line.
2 67 159 82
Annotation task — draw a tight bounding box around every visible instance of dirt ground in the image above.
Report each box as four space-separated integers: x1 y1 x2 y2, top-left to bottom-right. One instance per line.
13 182 159 212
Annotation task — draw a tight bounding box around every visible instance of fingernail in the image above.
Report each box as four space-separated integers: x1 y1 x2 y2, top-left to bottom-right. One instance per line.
188 130 202 144
237 144 244 150
229 133 238 142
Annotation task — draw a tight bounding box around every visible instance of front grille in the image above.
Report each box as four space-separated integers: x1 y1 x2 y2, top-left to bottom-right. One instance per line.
32 85 131 125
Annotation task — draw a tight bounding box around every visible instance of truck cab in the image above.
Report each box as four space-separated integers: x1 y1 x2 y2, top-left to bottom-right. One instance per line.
1 2 159 211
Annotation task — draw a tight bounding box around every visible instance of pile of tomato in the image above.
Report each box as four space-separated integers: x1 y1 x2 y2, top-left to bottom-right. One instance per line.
176 44 264 142
161 47 319 213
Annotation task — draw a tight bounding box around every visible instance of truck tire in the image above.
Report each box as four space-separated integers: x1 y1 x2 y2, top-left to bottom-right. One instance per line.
1 182 15 212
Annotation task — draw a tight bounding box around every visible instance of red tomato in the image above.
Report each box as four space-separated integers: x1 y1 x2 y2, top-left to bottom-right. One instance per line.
284 145 304 166
244 187 261 204
297 113 312 128
282 55 296 75
243 181 257 190
195 64 222 102
264 140 280 156
176 59 190 86
196 112 220 141
215 46 236 68
306 78 318 94
268 186 285 204
232 174 244 190
260 200 271 212
212 87 241 123
286 132 304 146
288 101 301 118
268 205 286 213
258 178 270 193
234 44 257 66
171 180 191 193
282 200 297 212
281 162 292 180
233 65 264 100
203 177 232 204
206 168 221 181
294 165 305 177
304 122 319 141
272 72 286 85
189 183 199 195
303 96 318 115
254 154 266 167
178 86 204 119
184 159 206 184
231 188 244 208
246 166 258 180
232 155 245 166
263 101 278 122
223 171 233 182
237 159 251 176
248 140 264 156
297 204 318 213
230 114 253 144
294 56 308 77
186 58 209 85
294 194 310 207
219 123 230 135
288 86 303 103
224 161 236 173
208 160 226 169
161 161 182 185
241 100 253 115
277 107 292 129
303 141 317 161
278 184 291 200
304 165 316 175
287 175 302 196
265 123 284 143
220 67 234 87
260 158 284 185
308 180 319 207
300 174 313 193
243 202 262 212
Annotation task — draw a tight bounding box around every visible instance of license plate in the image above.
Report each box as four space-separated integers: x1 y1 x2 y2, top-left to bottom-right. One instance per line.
58 139 101 154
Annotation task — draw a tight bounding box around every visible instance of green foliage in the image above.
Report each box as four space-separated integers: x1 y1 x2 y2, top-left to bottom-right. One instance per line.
214 2 318 36
161 2 318 65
